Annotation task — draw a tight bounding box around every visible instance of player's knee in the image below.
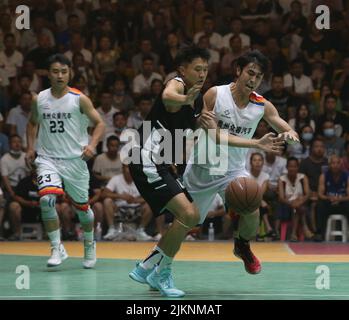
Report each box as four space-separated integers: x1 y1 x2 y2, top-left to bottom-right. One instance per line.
182 207 200 228
40 194 58 221
76 206 94 225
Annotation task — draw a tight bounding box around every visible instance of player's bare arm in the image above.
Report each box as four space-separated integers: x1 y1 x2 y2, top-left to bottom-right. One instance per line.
162 79 202 112
80 94 106 160
26 93 39 167
263 100 300 145
200 87 284 154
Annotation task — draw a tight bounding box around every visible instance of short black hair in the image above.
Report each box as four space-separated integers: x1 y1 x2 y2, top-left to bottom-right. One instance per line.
47 53 72 69
174 45 210 68
287 156 299 166
235 50 269 74
324 93 337 102
107 135 120 146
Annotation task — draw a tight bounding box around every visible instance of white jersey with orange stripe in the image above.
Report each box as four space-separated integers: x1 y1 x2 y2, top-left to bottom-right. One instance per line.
36 87 89 159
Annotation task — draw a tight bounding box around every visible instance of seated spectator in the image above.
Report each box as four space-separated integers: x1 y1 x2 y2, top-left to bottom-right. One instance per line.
56 14 84 52
150 79 164 100
341 141 349 172
193 15 223 52
70 74 89 96
249 152 277 241
127 94 152 130
132 56 162 98
159 32 180 78
0 33 23 80
102 164 153 241
221 17 251 52
0 187 5 240
262 151 287 193
197 35 219 82
102 112 128 152
277 157 312 241
264 75 291 121
21 59 42 93
93 135 122 188
320 120 345 157
334 56 349 110
288 102 316 132
64 32 92 65
93 36 120 83
0 135 29 202
6 92 32 146
111 78 134 113
316 93 349 139
265 37 288 75
132 38 159 75
315 154 349 240
55 0 86 32
287 124 313 161
71 52 96 92
284 59 314 103
8 169 41 240
220 35 244 78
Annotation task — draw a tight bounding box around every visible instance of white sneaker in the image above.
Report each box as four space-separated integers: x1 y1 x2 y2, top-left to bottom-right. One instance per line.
152 233 162 241
136 228 153 241
103 227 116 240
83 240 96 269
185 234 196 241
47 243 68 267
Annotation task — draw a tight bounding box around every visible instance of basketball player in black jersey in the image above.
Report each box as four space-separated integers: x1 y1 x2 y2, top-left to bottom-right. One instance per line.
128 46 209 297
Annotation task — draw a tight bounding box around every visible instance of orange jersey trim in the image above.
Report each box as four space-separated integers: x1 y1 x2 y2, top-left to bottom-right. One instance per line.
39 187 65 197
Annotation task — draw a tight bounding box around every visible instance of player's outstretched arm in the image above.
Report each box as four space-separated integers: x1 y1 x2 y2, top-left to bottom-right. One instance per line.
26 94 38 168
162 79 202 112
80 94 106 160
200 87 284 154
263 100 300 145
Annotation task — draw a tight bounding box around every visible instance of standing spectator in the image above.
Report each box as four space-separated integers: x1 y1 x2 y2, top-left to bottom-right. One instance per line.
102 164 153 241
0 33 23 80
6 92 31 147
92 135 122 188
277 157 312 241
316 155 349 240
132 56 162 97
0 135 29 202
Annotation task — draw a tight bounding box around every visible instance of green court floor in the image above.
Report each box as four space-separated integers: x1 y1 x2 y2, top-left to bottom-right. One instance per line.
0 254 348 300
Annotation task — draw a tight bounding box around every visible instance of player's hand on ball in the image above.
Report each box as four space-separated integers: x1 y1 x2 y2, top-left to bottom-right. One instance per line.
81 145 95 161
257 132 285 155
278 130 299 145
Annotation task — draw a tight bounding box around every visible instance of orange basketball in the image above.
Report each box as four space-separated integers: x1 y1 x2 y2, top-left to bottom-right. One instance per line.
225 177 262 214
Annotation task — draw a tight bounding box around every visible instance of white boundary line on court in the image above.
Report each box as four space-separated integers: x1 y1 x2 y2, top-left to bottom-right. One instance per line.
1 293 349 299
284 243 296 255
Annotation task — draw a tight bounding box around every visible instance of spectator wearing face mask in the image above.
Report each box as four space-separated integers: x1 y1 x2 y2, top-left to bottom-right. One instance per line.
287 125 313 161
320 120 345 157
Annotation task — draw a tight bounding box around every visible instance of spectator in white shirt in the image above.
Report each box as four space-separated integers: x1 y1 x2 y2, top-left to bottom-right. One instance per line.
0 33 23 79
193 15 223 52
132 56 162 98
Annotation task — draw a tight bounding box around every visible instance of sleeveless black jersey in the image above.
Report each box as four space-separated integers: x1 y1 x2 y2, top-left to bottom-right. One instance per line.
137 77 203 164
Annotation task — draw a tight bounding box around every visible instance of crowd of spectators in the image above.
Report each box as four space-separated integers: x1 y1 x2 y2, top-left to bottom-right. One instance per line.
0 0 349 242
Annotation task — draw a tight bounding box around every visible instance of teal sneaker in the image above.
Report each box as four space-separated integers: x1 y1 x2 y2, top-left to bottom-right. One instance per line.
129 263 157 290
146 266 185 298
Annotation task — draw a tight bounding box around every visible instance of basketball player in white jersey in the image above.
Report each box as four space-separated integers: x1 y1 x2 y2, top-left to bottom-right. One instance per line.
183 50 299 274
26 54 105 268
